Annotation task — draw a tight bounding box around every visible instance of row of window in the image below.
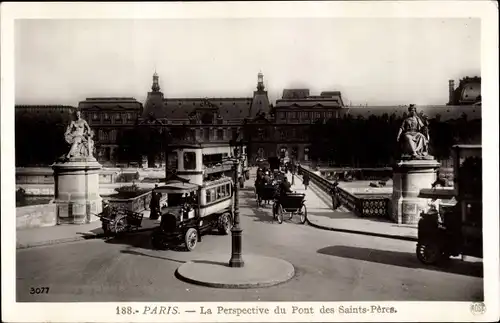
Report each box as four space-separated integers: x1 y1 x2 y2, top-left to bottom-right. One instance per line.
277 111 337 120
170 151 234 171
84 113 136 123
170 101 252 106
252 127 308 140
187 127 239 141
206 183 232 204
98 129 117 142
257 147 310 158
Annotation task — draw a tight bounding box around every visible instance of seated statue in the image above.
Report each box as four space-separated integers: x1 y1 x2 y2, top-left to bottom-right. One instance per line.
396 105 433 160
64 110 95 159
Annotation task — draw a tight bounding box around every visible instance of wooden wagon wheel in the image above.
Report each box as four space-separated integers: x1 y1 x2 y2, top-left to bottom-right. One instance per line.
113 212 128 235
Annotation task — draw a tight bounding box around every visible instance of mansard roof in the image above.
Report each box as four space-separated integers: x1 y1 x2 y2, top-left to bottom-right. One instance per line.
345 105 481 121
15 105 76 115
147 97 253 120
79 97 143 111
82 97 139 102
282 89 310 99
275 100 344 109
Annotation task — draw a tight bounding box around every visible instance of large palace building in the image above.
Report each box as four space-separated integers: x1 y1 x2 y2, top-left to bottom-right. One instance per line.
15 73 481 167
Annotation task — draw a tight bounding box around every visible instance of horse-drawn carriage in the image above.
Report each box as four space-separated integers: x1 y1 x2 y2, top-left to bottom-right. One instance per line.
272 192 307 224
255 182 278 206
254 168 287 207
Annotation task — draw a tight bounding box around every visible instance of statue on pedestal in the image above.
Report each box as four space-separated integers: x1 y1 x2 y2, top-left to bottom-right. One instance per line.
396 105 433 160
64 110 95 160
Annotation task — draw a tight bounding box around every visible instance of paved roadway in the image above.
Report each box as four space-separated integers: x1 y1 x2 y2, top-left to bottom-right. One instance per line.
16 180 483 302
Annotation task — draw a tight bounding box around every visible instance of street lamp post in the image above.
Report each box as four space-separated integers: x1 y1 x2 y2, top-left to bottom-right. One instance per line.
229 141 244 268
291 157 295 185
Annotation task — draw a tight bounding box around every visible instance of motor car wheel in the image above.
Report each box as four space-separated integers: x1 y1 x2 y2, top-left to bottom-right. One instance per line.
416 242 442 265
185 228 198 251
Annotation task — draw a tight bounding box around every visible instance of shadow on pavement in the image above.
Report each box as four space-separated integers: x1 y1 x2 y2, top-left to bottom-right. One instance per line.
120 249 187 264
317 245 483 278
307 210 365 220
103 227 222 252
103 231 158 250
248 206 275 224
192 259 229 266
77 227 105 239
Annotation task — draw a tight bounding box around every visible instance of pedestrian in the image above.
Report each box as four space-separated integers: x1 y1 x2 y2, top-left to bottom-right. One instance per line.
330 181 340 210
149 184 160 220
302 172 310 190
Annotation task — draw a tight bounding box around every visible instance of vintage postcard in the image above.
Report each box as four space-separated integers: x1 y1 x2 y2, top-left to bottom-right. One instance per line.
1 1 498 322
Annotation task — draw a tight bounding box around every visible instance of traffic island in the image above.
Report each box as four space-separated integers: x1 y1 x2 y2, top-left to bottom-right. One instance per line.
175 254 295 289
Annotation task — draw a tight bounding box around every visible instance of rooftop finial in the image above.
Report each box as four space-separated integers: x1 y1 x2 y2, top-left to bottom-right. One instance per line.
152 70 160 92
257 71 265 91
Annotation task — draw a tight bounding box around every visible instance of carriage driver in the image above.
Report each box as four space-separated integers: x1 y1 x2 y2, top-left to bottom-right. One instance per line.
278 176 293 197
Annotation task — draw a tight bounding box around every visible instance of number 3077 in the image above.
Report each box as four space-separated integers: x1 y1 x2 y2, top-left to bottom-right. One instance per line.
30 287 50 294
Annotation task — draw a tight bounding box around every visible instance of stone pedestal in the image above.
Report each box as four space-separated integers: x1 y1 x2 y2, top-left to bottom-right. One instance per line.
392 159 441 225
52 158 103 225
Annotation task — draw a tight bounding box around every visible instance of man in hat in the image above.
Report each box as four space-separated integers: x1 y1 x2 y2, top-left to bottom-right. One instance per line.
149 184 160 220
330 181 340 210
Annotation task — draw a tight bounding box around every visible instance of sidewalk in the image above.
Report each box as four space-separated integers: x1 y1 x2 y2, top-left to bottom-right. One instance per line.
287 173 418 242
16 210 160 249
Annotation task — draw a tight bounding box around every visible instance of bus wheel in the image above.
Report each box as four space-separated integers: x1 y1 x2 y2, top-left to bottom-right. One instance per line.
185 228 198 251
416 242 442 265
218 213 232 235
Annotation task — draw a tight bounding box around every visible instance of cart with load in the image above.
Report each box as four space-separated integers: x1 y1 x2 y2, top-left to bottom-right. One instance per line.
272 192 307 225
97 202 144 236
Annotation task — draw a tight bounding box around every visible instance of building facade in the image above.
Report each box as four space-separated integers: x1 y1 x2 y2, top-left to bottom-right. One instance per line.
133 72 273 166
15 74 482 167
78 97 143 164
245 89 345 162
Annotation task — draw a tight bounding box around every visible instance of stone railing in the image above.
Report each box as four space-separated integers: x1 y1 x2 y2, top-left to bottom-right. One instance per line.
298 165 391 219
106 190 152 213
16 204 57 230
16 167 121 185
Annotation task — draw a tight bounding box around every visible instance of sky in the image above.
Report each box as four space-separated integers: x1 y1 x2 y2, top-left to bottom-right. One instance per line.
15 18 480 106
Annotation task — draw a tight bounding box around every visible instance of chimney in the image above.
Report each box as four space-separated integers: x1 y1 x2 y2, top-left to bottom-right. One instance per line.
448 79 455 105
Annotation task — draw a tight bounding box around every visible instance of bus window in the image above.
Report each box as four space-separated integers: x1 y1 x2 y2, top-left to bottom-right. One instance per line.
206 190 212 203
184 152 197 170
217 186 222 199
167 152 178 170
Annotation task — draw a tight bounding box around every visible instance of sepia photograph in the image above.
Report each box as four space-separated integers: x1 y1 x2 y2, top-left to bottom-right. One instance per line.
1 1 498 322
